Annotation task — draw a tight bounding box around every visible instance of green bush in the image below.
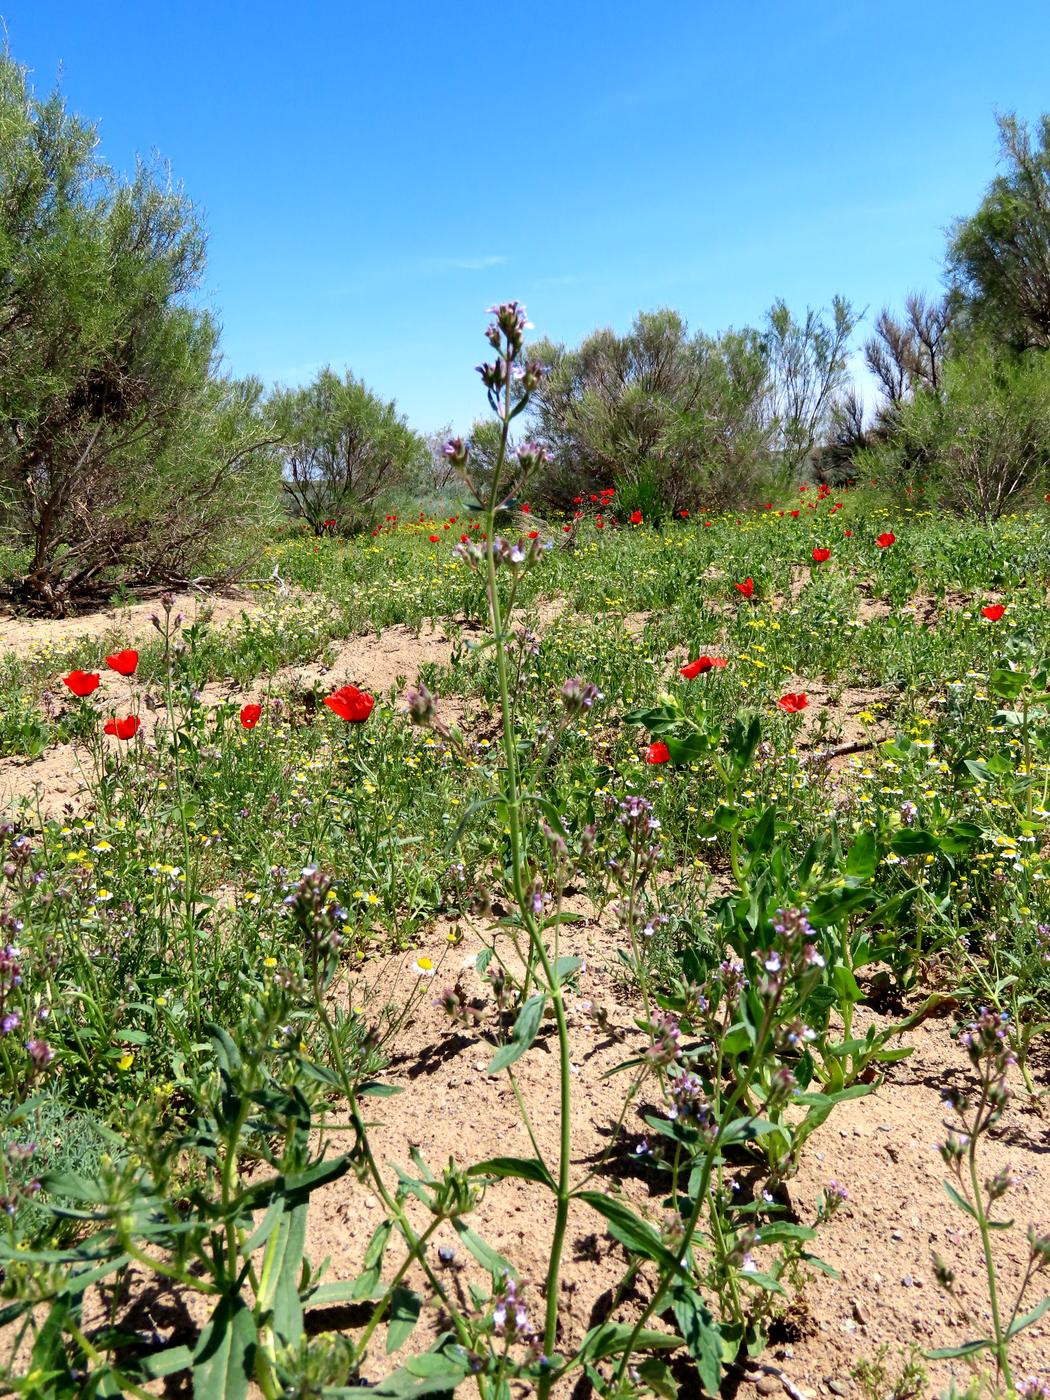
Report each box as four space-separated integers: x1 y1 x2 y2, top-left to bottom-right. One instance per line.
272 368 428 534
526 309 774 516
860 340 1050 521
0 52 281 609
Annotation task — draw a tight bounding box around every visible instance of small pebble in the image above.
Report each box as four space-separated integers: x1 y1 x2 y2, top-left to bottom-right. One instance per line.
755 1377 781 1396
828 1381 849 1396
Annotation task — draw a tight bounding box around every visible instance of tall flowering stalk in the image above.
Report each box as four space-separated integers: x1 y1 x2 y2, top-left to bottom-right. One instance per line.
932 1009 1050 1389
446 303 576 1374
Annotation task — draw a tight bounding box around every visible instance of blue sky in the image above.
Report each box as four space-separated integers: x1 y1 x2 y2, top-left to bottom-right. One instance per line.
6 2 1050 432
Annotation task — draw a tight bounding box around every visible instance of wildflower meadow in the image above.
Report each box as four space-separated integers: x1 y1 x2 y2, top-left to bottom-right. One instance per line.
2 23 1050 1400
0 302 1048 1400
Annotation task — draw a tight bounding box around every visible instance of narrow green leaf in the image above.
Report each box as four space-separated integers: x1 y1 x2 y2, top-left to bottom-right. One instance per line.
1007 1293 1050 1337
450 1219 516 1278
468 1156 556 1189
926 1339 992 1360
578 1191 683 1275
943 1180 978 1220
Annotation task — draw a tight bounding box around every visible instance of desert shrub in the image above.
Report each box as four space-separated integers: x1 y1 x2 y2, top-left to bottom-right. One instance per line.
273 368 428 534
762 295 858 473
860 340 1050 521
948 112 1050 351
526 309 773 516
0 53 279 609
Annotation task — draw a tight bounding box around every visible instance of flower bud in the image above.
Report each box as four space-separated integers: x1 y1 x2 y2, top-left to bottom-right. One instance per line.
442 437 469 468
406 683 438 727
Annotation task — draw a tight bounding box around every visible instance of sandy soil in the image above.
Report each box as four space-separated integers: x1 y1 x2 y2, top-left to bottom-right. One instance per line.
0 589 265 662
64 909 1050 1399
291 920 1050 1399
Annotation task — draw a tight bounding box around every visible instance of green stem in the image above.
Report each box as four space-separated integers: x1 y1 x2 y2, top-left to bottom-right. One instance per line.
966 1092 1012 1389
481 360 573 1392
612 997 779 1383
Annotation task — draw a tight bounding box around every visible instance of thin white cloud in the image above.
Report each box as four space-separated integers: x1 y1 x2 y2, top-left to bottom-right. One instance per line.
426 254 507 272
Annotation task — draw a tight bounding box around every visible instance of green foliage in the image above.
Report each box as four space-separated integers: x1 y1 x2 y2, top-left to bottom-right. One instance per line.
763 295 858 473
273 368 428 534
527 309 773 516
0 52 280 609
861 340 1050 520
948 113 1050 351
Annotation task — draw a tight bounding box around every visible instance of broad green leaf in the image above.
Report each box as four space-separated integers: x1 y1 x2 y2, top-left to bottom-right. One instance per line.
206 1024 242 1074
637 1356 678 1399
272 1198 308 1346
371 1351 469 1398
192 1293 257 1400
386 1287 422 1354
554 955 582 984
671 1283 722 1395
845 829 876 879
577 1321 684 1364
487 993 545 1073
142 1345 195 1379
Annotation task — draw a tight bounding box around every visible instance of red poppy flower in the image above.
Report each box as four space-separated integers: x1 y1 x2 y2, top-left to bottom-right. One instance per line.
843 529 853 537
460 533 469 543
790 509 800 518
528 530 539 539
681 656 727 678
645 740 671 764
982 604 1006 622
63 670 100 697
323 684 375 723
573 496 583 504
521 503 530 514
428 534 439 543
679 509 689 518
777 693 809 713
811 548 831 563
105 648 139 676
104 715 141 740
630 510 643 524
240 703 262 729
876 533 896 548
734 578 755 598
